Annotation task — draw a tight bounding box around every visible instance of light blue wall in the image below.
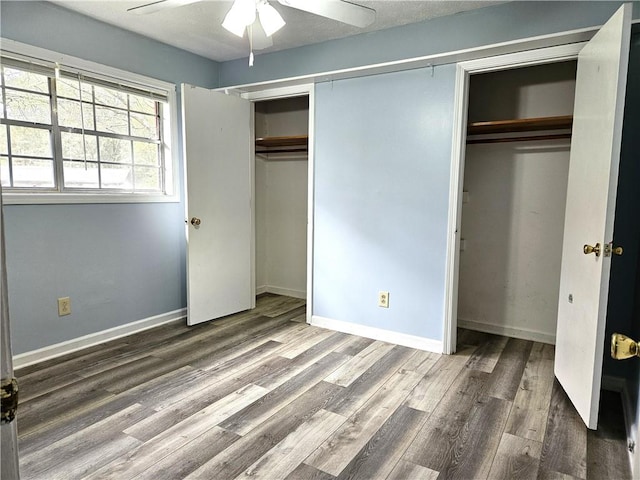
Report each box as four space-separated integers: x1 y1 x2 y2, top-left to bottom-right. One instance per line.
219 1 638 87
1 1 219 354
313 65 456 339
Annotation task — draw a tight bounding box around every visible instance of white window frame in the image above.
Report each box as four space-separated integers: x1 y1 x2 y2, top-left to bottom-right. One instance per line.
0 38 180 204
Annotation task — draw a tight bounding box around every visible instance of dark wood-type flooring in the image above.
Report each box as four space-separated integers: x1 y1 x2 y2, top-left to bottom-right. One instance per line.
15 294 631 479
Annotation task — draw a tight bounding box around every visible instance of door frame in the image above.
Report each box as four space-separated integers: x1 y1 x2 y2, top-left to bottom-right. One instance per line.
442 43 587 354
232 84 315 323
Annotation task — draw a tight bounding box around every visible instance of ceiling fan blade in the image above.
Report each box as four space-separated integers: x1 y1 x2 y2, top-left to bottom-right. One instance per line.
277 0 375 28
250 21 274 50
127 0 201 15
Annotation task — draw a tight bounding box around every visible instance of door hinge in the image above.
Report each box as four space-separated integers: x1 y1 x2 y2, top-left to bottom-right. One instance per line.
1 377 18 424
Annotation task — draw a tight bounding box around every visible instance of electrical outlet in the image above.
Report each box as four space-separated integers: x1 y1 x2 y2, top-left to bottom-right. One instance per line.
378 291 389 308
58 297 71 316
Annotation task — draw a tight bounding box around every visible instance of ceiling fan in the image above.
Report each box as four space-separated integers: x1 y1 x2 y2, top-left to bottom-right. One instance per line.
127 0 376 63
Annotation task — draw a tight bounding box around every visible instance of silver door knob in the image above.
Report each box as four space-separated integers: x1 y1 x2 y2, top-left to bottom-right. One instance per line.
190 217 201 226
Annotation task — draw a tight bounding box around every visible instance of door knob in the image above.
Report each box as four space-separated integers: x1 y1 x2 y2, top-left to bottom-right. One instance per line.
190 217 201 226
611 333 640 360
612 246 624 256
583 243 601 257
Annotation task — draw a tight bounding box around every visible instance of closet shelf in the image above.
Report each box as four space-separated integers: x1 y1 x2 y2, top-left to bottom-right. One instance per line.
466 115 572 144
256 135 308 148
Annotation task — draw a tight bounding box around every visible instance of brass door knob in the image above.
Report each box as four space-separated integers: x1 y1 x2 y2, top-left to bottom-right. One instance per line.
612 246 624 256
611 333 640 360
190 217 201 226
583 243 601 257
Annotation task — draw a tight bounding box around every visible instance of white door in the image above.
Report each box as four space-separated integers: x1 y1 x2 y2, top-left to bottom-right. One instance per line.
182 85 253 326
555 4 631 429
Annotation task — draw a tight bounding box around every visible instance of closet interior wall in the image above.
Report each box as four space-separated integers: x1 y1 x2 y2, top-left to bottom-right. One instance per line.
458 61 577 343
255 96 309 299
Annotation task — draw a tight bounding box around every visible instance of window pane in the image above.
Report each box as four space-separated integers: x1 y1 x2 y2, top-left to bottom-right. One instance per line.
12 158 55 188
0 156 9 186
133 141 159 166
63 161 99 189
56 78 92 101
57 99 95 130
95 105 128 135
101 163 132 189
3 68 49 94
134 166 161 191
61 132 98 161
129 95 156 114
4 89 51 124
130 112 157 139
99 137 131 163
94 85 127 109
10 126 51 157
0 125 7 155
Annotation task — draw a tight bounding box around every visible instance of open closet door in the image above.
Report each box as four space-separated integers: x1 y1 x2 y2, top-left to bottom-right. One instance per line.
182 85 253 326
555 4 631 429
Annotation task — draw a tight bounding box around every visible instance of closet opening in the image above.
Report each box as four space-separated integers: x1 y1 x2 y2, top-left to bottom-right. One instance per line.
253 95 310 303
456 60 577 345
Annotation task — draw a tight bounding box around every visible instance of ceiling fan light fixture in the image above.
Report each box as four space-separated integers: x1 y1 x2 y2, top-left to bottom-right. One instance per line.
257 1 285 37
222 0 257 37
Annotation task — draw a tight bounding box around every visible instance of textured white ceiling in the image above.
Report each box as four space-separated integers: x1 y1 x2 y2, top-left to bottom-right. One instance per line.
52 0 503 62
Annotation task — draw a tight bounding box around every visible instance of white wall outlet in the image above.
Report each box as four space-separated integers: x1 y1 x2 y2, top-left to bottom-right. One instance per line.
58 297 71 316
378 291 390 308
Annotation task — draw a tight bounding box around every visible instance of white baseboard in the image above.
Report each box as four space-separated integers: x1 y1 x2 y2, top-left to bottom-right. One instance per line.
13 308 186 369
458 318 555 345
311 315 443 353
256 285 306 300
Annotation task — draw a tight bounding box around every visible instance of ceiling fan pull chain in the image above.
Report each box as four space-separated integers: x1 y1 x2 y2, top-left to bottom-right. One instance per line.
248 24 255 66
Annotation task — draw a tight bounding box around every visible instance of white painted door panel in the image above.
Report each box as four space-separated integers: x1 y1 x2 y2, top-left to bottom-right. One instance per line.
555 4 631 429
182 85 253 326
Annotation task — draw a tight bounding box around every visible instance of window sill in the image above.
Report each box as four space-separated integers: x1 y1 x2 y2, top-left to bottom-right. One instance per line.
2 192 180 205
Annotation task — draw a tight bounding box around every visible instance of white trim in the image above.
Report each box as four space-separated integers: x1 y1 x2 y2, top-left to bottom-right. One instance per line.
442 43 585 355
257 285 306 299
242 83 315 325
458 319 556 345
311 315 443 353
221 28 598 94
13 308 186 369
3 192 180 205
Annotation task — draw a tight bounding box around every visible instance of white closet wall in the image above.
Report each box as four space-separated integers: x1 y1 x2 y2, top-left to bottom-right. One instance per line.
458 62 576 343
255 97 308 298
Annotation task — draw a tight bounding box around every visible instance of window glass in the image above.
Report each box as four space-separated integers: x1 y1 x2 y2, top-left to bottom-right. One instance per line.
0 157 9 186
95 105 129 135
134 166 161 191
0 125 7 155
63 160 99 189
94 85 127 109
61 132 98 161
10 126 51 157
12 158 55 188
129 95 156 114
3 68 48 93
56 78 92 101
4 89 51 124
101 163 132 189
133 141 159 166
99 137 132 164
57 99 95 130
130 112 157 139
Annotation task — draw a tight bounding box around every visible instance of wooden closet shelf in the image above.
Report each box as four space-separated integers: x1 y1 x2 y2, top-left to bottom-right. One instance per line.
467 115 573 135
255 135 308 148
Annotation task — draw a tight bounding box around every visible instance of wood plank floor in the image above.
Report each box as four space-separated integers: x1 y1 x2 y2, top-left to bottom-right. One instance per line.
15 294 631 480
